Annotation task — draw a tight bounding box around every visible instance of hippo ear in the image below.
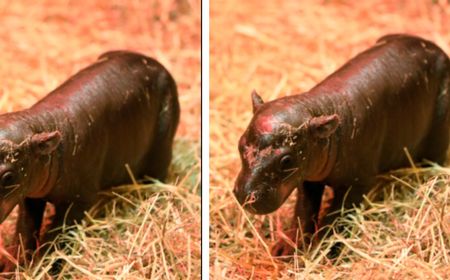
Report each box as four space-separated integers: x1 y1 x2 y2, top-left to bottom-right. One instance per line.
251 90 264 113
308 114 340 139
31 131 62 155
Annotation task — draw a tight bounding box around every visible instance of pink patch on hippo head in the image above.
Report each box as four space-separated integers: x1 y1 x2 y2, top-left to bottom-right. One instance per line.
244 145 257 165
274 148 282 156
256 115 275 134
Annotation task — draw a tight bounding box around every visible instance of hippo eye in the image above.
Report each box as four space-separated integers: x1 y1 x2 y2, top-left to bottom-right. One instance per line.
280 155 295 171
1 171 16 187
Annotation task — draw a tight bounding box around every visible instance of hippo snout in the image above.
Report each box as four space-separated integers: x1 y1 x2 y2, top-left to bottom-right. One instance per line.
233 182 262 208
234 177 280 215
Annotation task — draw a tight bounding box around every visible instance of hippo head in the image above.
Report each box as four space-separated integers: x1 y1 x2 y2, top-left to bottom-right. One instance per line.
0 130 61 223
234 91 339 214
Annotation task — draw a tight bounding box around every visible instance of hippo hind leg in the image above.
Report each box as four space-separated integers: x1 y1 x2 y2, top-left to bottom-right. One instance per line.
422 75 450 165
144 136 175 182
143 86 180 182
423 129 450 165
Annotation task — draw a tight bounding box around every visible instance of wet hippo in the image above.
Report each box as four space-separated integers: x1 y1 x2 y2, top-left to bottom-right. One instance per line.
234 34 450 256
0 51 179 270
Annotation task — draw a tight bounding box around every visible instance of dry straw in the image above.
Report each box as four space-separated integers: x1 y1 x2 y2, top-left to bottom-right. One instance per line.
211 0 449 279
0 0 200 278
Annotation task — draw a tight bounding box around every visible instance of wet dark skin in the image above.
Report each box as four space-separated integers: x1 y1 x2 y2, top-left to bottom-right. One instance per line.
234 34 450 257
0 51 179 271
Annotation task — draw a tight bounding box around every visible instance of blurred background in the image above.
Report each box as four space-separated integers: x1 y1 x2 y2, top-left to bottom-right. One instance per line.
0 0 200 140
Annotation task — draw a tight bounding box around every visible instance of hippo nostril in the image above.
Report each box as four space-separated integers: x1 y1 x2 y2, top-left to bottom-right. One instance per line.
248 190 259 202
241 190 258 210
243 188 263 205
242 189 255 205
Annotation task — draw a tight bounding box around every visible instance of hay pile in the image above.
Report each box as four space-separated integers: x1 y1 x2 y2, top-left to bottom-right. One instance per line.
210 0 449 279
0 0 200 278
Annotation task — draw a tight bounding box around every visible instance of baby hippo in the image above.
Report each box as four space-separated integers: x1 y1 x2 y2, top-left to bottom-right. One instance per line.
234 34 450 256
0 51 179 270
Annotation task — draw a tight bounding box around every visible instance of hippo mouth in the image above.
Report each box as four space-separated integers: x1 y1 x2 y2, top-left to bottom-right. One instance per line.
239 182 297 215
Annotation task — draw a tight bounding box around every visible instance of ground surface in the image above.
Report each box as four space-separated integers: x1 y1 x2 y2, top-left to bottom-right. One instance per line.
210 1 449 279
0 1 200 279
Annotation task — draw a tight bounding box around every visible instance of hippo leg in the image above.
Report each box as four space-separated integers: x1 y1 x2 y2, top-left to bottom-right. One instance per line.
16 198 47 254
39 196 96 256
422 83 450 165
144 141 173 182
143 89 179 182
43 199 93 246
319 181 375 236
0 198 46 272
41 199 95 275
271 182 325 257
422 129 450 165
144 124 177 182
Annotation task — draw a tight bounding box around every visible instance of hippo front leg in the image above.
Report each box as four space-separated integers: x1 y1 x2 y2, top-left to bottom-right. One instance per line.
41 198 95 275
272 182 325 257
1 198 46 272
43 199 93 247
319 180 376 236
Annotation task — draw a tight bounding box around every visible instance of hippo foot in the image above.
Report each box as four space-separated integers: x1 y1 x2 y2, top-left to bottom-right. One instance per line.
48 258 65 276
271 238 306 267
0 245 19 273
0 258 17 275
271 228 301 258
271 238 296 257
